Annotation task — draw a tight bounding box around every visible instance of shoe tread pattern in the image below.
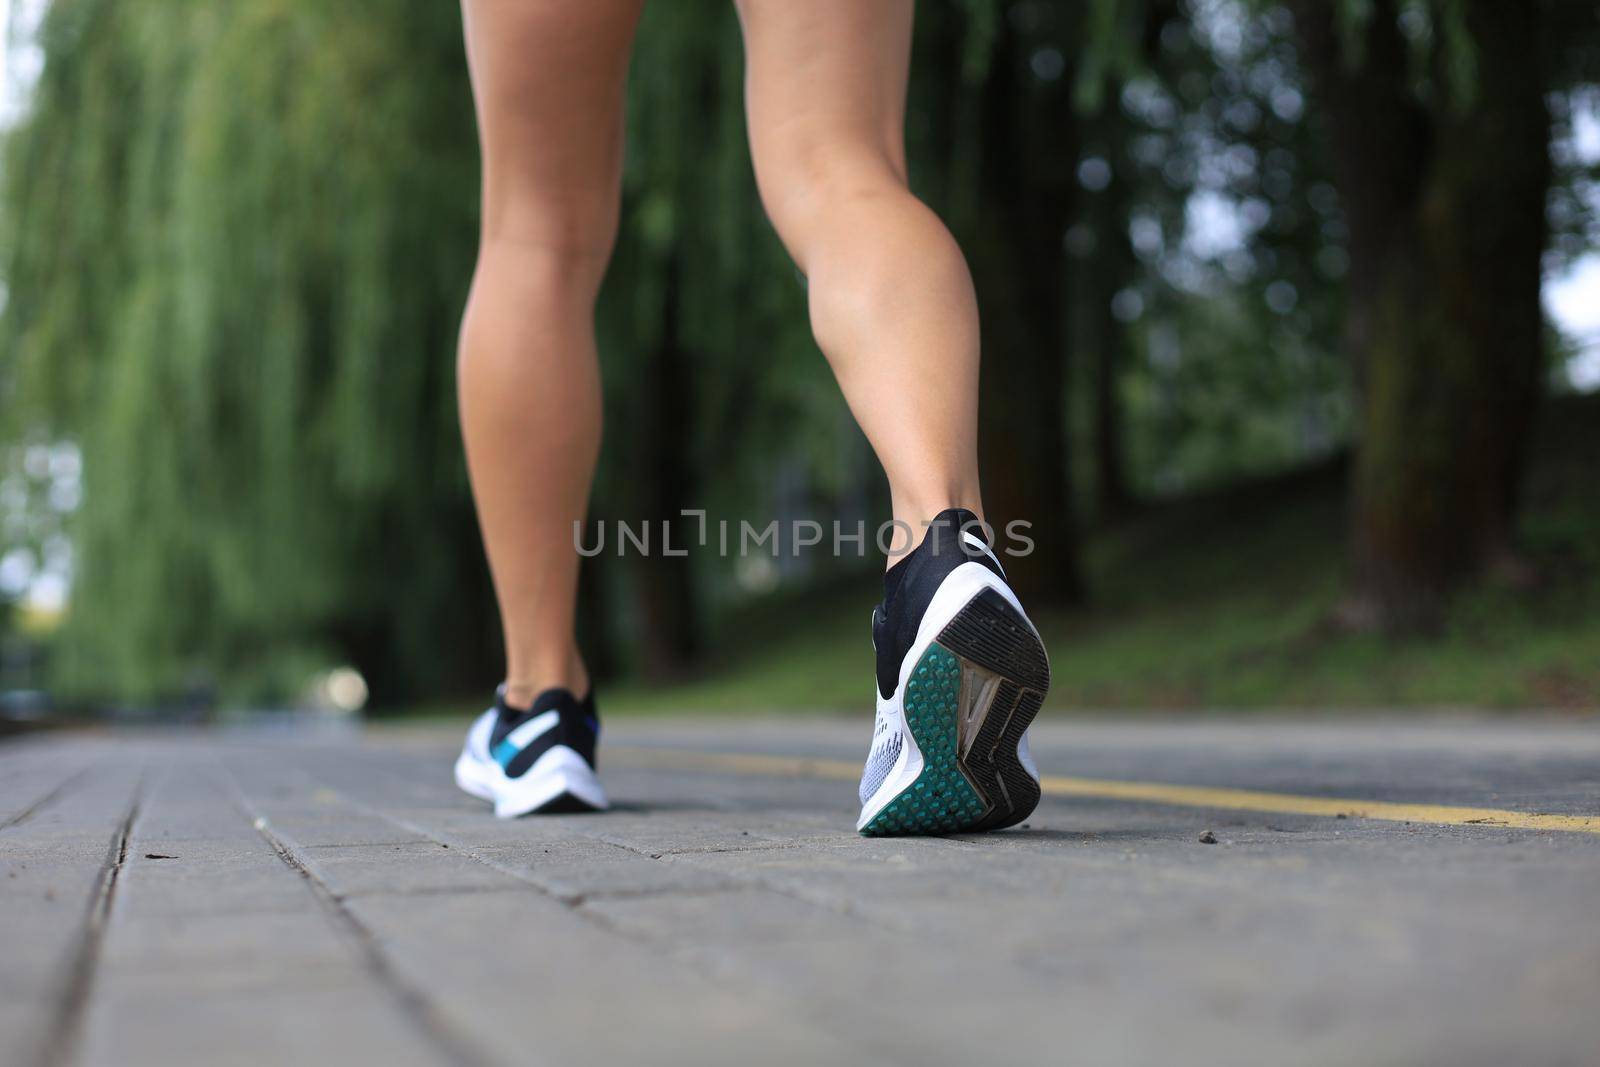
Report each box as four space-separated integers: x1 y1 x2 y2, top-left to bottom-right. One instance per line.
859 645 989 836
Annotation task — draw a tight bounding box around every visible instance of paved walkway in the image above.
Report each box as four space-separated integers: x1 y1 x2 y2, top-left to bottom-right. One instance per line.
4 716 1598 1066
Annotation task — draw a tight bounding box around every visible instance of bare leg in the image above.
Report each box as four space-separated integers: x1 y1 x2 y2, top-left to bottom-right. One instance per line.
457 0 643 706
734 0 984 554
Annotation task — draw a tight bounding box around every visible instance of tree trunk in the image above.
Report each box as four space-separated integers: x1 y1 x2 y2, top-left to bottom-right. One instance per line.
1086 1 1174 522
1090 287 1131 520
1083 104 1135 522
630 256 702 677
1295 0 1551 630
965 11 1085 604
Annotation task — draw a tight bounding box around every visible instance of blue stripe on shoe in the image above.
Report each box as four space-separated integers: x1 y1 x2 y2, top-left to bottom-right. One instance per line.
492 709 561 770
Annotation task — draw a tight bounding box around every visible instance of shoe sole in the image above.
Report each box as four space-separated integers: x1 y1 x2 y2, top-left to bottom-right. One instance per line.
531 792 605 815
860 588 1050 836
454 751 498 803
456 746 609 818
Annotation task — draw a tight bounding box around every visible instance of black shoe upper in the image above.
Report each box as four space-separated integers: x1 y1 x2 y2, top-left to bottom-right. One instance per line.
872 508 1006 700
490 685 599 778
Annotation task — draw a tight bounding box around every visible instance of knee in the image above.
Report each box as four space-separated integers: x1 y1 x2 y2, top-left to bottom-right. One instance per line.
750 138 909 262
478 179 620 292
477 216 615 313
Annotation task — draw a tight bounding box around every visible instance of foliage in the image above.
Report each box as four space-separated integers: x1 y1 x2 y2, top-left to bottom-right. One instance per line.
1085 1 1353 496
2 1 486 701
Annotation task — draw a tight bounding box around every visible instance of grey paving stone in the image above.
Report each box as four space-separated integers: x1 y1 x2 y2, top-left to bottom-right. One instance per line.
73 759 482 1067
1 761 144 1067
113 845 316 918
250 812 434 848
292 840 520 898
346 889 877 1066
582 882 865 946
80 983 447 1067
95 909 365 994
0 753 96 829
473 846 740 900
367 805 617 850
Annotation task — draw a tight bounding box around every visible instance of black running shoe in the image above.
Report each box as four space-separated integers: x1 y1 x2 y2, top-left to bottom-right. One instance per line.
857 508 1051 835
455 686 607 817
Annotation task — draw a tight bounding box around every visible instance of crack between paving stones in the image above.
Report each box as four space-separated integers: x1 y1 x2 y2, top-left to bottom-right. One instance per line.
293 780 704 917
301 840 439 850
34 771 143 1067
269 746 954 948
220 766 492 1067
238 745 967 1063
337 749 1056 1065
241 759 891 1034
257 757 721 908
292 744 943 935
300 743 1094 942
560 829 959 938
590 836 819 858
220 756 708 936
277 757 917 948
334 883 538 901
561 884 745 908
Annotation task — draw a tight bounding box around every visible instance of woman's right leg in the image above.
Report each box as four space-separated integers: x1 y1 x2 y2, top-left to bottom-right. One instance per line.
457 0 643 708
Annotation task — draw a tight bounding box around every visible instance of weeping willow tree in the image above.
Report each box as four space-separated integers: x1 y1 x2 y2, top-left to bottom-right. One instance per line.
1 1 492 703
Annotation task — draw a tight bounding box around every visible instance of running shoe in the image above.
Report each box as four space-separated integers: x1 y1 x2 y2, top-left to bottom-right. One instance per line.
454 685 608 817
857 507 1051 835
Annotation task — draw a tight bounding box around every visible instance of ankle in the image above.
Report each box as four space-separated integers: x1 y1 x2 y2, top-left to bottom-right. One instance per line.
886 494 985 565
503 650 590 708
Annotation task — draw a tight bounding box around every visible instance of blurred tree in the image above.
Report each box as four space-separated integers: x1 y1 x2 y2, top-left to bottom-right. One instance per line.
1291 0 1568 630
1116 0 1352 496
1074 0 1182 520
1079 91 1140 521
604 9 724 680
968 5 1085 602
1 0 495 703
912 1 1090 603
598 4 835 679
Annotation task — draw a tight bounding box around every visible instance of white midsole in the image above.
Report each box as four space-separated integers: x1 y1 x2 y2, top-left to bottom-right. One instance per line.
454 736 609 818
453 747 498 802
855 563 1044 831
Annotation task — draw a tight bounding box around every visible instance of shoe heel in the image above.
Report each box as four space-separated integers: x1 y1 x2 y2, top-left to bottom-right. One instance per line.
937 588 1050 831
937 588 1051 691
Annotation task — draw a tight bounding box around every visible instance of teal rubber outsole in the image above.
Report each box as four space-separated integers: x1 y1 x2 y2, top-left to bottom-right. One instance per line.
859 644 989 836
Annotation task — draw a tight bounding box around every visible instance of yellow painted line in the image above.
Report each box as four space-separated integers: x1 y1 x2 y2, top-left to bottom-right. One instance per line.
607 745 1600 835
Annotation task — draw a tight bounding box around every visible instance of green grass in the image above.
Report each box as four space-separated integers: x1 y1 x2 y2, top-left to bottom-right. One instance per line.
604 398 1600 715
